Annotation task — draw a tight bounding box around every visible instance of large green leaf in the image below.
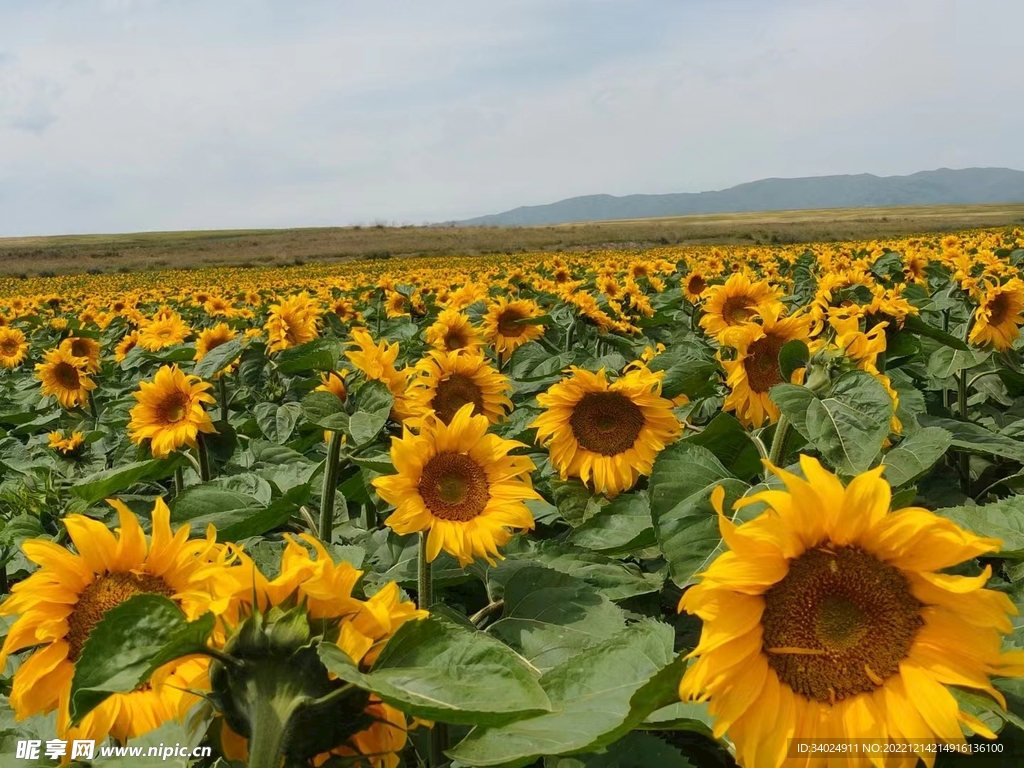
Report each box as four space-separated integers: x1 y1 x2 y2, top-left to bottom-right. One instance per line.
487 566 627 672
69 456 183 505
318 613 550 726
881 427 953 488
274 337 344 374
348 381 394 444
544 732 695 768
70 595 214 725
927 347 990 379
648 442 748 588
192 337 243 380
804 371 892 476
769 383 816 443
565 492 655 554
170 484 309 541
682 411 763 481
647 347 719 400
253 401 303 444
447 620 684 767
300 390 351 432
902 314 970 351
935 496 1024 558
918 415 1024 464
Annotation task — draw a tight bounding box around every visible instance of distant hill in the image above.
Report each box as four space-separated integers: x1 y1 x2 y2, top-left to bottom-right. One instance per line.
457 167 1024 226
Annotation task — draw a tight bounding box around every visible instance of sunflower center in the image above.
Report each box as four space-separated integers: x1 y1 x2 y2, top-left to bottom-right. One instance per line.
0 339 18 355
418 452 490 521
497 309 529 338
570 392 645 455
53 362 81 390
687 275 706 295
444 328 469 351
70 340 91 357
762 546 923 703
66 572 176 661
743 333 786 393
431 374 485 423
988 291 1013 327
721 296 756 324
157 391 191 424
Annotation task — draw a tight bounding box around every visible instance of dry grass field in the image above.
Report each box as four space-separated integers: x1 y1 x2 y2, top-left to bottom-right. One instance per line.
2 202 1023 277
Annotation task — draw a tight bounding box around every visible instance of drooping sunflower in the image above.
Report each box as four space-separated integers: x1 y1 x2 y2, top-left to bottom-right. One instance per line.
481 297 545 361
405 349 512 428
699 272 783 339
59 336 102 373
532 364 682 497
35 348 97 409
345 329 414 421
114 330 142 363
138 312 191 352
128 364 218 458
0 326 29 368
720 307 812 429
424 308 483 353
679 456 1024 768
0 498 235 745
264 292 321 353
373 403 538 566
968 279 1024 351
48 430 85 456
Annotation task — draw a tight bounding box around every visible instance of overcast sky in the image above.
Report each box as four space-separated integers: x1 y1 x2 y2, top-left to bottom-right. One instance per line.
1 0 1022 236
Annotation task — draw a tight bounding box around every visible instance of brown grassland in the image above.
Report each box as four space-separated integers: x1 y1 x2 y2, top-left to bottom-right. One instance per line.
2 202 1023 277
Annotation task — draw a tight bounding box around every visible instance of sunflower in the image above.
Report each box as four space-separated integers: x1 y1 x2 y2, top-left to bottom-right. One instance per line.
264 292 321 353
678 456 1024 768
194 323 239 376
720 307 812 429
59 336 102 373
345 329 414 421
699 273 783 339
968 279 1024 351
128 364 218 458
316 370 348 402
424 308 482 353
405 349 512 428
373 403 538 566
138 312 191 352
481 297 545 361
48 430 85 456
532 364 682 497
0 326 28 368
684 271 709 303
0 498 235 745
35 348 97 409
114 331 141 363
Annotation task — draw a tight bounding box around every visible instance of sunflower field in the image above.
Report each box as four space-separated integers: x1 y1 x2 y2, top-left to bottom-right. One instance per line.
2 229 1024 767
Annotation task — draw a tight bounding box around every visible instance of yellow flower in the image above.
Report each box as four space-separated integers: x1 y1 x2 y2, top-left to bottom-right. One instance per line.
345 328 414 421
138 312 191 352
373 404 538 566
0 326 29 368
114 331 141 363
316 370 348 401
683 271 709 303
424 308 483 353
264 292 320 353
58 336 102 373
35 348 97 409
128 365 218 458
481 297 545 361
678 456 1024 768
48 430 85 455
699 273 783 339
532 364 682 497
405 349 512 427
0 498 235 745
969 279 1024 351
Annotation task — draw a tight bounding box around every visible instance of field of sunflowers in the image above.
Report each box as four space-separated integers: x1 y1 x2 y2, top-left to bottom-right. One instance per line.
3 228 1024 767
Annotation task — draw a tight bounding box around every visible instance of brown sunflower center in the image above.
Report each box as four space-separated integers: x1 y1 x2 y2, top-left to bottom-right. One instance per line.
444 328 469 351
66 572 176 661
687 275 706 295
743 333 786 393
570 392 645 455
988 291 1014 327
0 339 18 355
157 391 191 424
53 362 81 390
431 374 485 423
721 295 757 325
762 546 923 704
69 340 91 358
497 309 529 338
418 452 490 521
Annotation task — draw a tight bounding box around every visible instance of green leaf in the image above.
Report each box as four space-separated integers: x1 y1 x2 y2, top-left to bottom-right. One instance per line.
778 339 810 382
544 732 695 768
254 401 303 444
927 347 991 379
770 383 816 443
902 314 970 351
647 347 719 400
640 700 714 737
193 337 243 379
70 594 214 725
300 390 351 432
274 337 344 374
170 484 310 541
935 496 1024 559
566 493 655 554
648 442 748 588
318 613 551 726
487 566 627 672
881 427 953 487
918 415 1024 464
682 411 763 481
69 456 183 505
447 620 685 767
551 477 606 528
805 371 892 476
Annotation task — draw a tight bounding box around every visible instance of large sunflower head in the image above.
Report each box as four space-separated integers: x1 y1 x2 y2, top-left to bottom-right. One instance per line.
373 403 538 566
35 347 97 409
0 326 29 368
0 498 234 744
59 336 102 373
424 308 483 354
699 272 783 339
128 364 218 458
968 279 1024 351
678 456 1024 768
481 297 545 361
532 364 683 497
405 349 512 428
264 292 321 353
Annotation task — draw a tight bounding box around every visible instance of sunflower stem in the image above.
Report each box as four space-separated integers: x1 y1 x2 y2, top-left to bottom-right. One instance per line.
957 370 970 494
196 433 212 482
318 430 345 543
218 375 229 422
767 415 790 467
469 599 504 627
174 465 184 497
417 531 433 610
87 395 99 423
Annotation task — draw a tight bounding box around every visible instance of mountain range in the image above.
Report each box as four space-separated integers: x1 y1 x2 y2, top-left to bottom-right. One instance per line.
456 167 1024 227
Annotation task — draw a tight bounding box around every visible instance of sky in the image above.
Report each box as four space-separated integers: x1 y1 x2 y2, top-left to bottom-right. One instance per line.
1 0 1022 236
